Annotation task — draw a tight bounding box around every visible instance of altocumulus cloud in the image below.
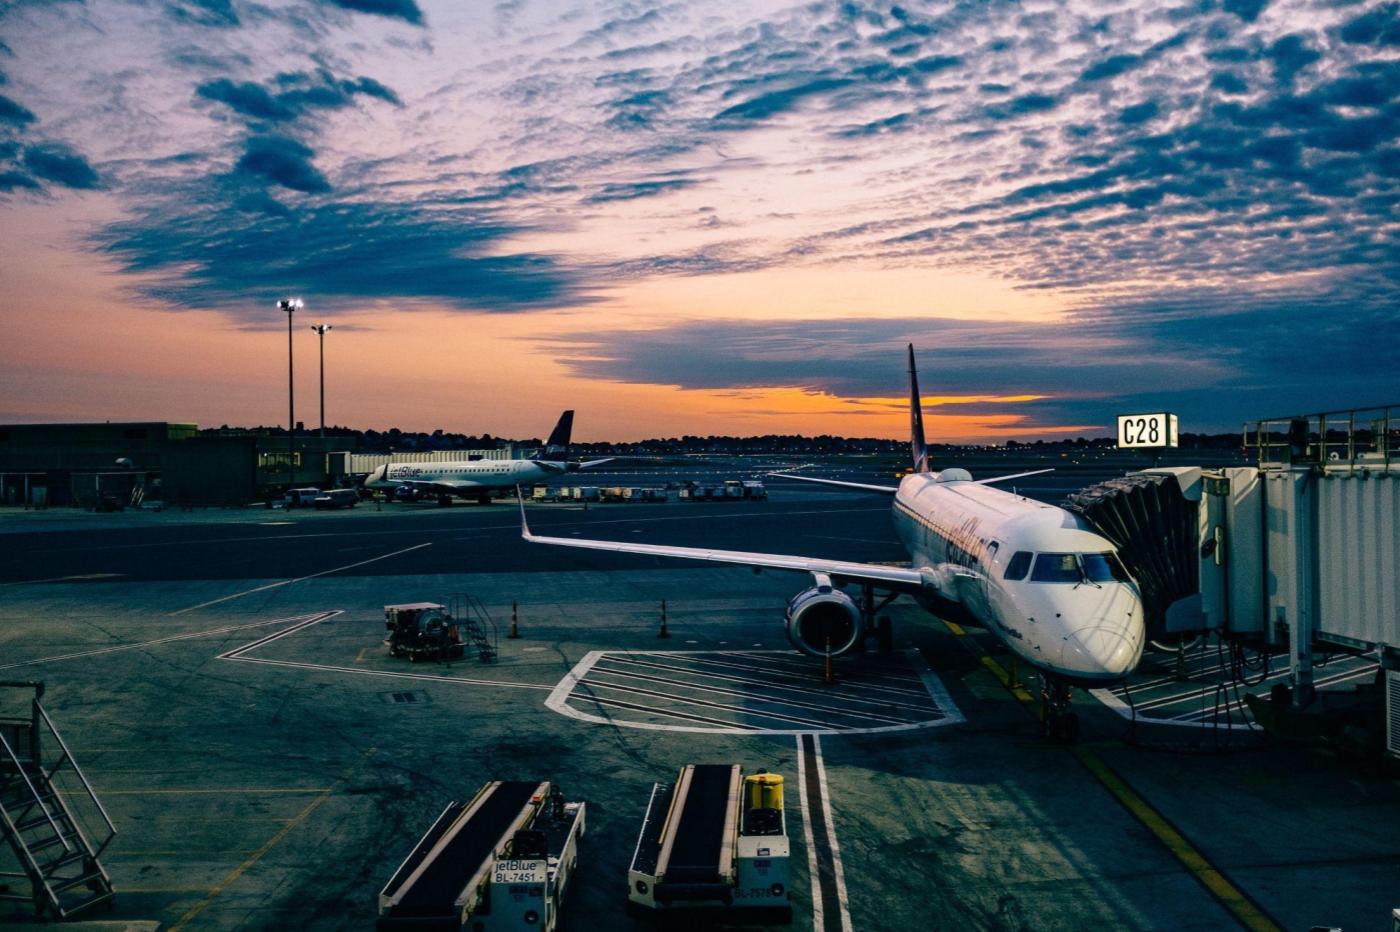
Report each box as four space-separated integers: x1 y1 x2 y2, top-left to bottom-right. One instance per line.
5 0 1397 436
234 136 329 193
94 196 592 313
196 70 401 124
22 142 99 189
547 285 1400 433
322 0 423 26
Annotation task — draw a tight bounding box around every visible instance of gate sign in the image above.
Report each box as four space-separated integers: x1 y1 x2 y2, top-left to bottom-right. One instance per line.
1117 412 1178 449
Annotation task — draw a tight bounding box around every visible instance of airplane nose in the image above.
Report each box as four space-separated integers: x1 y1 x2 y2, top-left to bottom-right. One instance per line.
1061 623 1143 679
1055 586 1145 680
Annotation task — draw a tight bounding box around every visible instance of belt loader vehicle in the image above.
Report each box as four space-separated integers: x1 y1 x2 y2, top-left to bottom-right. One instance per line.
627 765 790 922
378 780 585 931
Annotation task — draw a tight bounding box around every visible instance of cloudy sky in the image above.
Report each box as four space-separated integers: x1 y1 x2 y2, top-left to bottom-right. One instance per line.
0 0 1396 440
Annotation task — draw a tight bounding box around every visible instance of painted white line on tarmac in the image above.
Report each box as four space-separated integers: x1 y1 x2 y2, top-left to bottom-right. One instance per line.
218 610 549 691
547 649 963 735
167 542 432 616
223 655 553 691
1089 660 1378 730
0 612 334 671
795 735 823 932
0 572 127 587
217 612 340 660
797 733 853 932
813 734 853 932
907 648 967 726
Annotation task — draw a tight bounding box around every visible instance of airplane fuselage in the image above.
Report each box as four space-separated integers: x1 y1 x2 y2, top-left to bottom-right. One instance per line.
892 471 1145 685
365 459 572 496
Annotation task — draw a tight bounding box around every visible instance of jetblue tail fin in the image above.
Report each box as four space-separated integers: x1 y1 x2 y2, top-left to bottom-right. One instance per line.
908 345 930 473
540 410 574 461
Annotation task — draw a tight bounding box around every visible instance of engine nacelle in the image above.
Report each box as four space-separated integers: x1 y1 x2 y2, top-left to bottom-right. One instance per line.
785 584 864 657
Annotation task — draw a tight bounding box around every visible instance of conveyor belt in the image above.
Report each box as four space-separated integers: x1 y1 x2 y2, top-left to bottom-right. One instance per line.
380 801 465 904
631 783 675 877
665 765 735 884
394 781 540 915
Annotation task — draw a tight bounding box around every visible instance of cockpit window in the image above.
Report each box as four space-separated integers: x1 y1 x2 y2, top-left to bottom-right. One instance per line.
1082 552 1130 583
1031 553 1081 583
1003 551 1032 580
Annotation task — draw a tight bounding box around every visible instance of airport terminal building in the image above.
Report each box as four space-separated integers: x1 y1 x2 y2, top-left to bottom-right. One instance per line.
0 422 354 506
0 422 524 507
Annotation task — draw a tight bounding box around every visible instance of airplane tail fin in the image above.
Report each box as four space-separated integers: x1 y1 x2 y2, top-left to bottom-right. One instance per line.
539 410 574 461
908 344 930 473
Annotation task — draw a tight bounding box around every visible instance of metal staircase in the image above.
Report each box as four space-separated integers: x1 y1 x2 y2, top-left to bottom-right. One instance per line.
0 682 116 920
451 594 499 662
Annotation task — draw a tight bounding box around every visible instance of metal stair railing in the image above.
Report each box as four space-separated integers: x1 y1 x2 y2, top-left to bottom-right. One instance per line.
35 701 116 859
452 594 499 662
0 682 115 920
0 729 66 913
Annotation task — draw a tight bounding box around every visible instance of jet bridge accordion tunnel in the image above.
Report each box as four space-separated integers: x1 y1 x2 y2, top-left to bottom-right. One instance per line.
1064 471 1201 643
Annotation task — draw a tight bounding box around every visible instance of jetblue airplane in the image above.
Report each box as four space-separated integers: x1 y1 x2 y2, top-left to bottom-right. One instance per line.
366 410 612 505
520 349 1146 739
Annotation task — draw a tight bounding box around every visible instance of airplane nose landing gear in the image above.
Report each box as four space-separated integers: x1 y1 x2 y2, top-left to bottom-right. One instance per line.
1041 676 1080 743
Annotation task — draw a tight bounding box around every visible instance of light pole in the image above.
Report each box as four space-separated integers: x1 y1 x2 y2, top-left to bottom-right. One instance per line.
310 324 332 438
278 297 303 491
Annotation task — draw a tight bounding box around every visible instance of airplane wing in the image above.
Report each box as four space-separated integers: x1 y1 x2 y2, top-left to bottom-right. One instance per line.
972 468 1054 485
529 457 616 472
767 473 899 494
518 496 924 590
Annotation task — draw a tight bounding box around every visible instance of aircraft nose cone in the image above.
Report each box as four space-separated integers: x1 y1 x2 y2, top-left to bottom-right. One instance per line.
1056 586 1145 680
1061 623 1142 679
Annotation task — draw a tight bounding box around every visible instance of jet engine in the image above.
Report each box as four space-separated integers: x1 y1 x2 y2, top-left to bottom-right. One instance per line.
785 578 864 657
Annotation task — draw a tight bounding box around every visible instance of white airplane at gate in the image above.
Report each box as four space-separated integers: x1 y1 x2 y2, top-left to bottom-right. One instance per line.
365 410 612 504
520 349 1146 737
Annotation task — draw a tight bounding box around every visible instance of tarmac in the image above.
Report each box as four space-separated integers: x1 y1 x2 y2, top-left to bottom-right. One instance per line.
0 482 1396 930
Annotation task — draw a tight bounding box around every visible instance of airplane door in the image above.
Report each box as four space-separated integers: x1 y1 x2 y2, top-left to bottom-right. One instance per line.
977 540 1000 610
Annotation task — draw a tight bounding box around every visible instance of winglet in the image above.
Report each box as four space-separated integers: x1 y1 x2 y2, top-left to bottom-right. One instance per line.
517 486 534 541
909 344 930 473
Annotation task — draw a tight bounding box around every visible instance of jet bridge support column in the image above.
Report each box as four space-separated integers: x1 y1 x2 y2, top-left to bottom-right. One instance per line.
1264 469 1318 707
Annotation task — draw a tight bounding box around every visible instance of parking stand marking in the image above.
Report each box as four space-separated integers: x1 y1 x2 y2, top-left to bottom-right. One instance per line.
797 733 852 932
549 649 963 735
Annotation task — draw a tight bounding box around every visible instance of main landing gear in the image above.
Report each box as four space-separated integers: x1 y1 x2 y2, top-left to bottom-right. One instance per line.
1041 676 1080 743
860 585 897 653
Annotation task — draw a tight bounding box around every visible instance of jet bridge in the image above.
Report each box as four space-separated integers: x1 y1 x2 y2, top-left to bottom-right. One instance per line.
1064 471 1201 642
1073 404 1399 755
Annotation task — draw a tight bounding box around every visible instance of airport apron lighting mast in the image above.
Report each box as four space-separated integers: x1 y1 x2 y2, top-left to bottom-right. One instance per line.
310 323 332 438
278 297 302 490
